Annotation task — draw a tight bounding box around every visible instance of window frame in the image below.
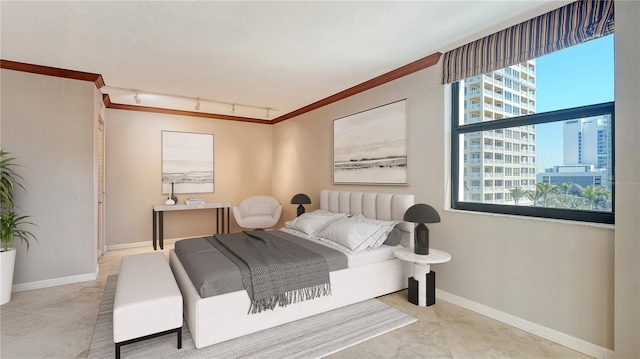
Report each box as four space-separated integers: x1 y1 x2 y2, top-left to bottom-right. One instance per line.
451 81 615 224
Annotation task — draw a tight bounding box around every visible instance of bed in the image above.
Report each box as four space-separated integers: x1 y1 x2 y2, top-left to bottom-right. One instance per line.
169 189 414 348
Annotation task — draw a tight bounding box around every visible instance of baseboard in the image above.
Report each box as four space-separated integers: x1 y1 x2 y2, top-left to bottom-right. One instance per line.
435 289 614 359
12 264 99 293
106 236 188 251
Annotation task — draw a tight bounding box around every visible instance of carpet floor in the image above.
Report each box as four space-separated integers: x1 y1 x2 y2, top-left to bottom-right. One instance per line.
88 275 417 359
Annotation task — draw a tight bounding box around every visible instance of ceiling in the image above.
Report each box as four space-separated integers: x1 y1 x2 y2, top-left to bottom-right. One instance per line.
1 1 568 121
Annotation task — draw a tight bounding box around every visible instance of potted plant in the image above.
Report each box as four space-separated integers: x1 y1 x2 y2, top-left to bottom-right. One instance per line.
1 149 36 305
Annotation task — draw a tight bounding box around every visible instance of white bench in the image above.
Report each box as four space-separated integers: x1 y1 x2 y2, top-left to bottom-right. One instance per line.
113 252 183 359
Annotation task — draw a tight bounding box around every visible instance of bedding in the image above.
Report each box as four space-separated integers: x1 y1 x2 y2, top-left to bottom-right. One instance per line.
284 209 347 235
313 215 399 253
174 229 347 299
208 231 332 313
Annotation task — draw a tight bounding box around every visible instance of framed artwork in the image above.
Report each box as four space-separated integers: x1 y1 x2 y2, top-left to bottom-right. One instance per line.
162 131 214 194
333 99 408 185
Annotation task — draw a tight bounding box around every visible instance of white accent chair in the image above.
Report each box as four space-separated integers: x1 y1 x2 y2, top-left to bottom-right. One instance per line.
233 195 282 229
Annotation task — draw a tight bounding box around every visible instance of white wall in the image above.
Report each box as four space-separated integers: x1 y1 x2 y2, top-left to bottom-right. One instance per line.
0 69 98 285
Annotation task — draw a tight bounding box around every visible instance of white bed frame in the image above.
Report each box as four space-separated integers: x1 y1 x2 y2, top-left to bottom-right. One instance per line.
169 190 414 348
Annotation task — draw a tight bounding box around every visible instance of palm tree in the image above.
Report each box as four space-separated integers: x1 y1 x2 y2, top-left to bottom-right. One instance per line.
560 182 573 195
526 188 542 206
582 185 598 210
536 182 558 207
509 187 527 205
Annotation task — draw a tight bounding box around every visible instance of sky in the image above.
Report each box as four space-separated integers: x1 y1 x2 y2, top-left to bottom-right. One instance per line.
534 34 615 171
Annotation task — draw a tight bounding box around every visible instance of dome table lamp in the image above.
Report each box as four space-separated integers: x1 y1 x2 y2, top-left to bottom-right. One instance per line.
290 193 311 217
403 203 441 255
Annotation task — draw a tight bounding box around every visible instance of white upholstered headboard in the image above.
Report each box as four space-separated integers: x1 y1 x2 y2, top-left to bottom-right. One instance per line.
319 190 415 248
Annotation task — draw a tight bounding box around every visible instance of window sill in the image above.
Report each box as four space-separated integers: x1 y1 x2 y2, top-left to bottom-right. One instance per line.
444 208 615 230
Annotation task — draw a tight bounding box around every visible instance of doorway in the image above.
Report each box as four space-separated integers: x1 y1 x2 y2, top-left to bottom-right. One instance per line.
97 117 105 258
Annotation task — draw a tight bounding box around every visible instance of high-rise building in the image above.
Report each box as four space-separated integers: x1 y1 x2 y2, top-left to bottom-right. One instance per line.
563 116 611 169
462 60 537 204
538 116 613 191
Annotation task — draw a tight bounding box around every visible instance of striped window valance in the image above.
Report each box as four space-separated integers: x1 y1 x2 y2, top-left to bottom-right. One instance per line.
442 0 614 84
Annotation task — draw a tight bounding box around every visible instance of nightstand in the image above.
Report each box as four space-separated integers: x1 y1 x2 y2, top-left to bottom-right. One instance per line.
394 247 451 306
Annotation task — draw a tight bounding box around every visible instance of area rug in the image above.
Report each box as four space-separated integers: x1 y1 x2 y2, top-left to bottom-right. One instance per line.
88 275 416 359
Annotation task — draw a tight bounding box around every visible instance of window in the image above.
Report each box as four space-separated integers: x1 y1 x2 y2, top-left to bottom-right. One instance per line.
452 35 614 224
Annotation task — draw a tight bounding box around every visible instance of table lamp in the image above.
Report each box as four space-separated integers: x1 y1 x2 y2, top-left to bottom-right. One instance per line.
403 203 441 255
290 193 311 217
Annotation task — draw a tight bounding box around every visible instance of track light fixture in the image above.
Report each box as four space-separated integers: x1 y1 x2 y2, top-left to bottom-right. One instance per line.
102 86 277 119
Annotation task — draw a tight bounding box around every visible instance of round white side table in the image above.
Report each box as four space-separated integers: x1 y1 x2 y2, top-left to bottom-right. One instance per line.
394 247 451 306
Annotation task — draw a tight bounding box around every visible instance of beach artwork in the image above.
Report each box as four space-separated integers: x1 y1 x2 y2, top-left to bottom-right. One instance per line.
333 99 408 184
162 131 214 194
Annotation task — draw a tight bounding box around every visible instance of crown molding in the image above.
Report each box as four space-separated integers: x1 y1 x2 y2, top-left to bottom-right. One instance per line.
1 59 104 89
3 52 442 124
270 52 442 124
102 94 267 124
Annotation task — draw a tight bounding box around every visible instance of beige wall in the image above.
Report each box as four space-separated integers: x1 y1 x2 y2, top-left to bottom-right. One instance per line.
0 69 98 284
614 1 640 357
272 44 617 352
104 110 274 246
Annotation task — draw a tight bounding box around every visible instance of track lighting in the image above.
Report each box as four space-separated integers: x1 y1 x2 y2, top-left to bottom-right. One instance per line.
103 86 277 119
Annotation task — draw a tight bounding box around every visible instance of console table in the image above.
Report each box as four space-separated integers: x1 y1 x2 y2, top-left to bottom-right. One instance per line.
394 247 451 306
152 202 231 250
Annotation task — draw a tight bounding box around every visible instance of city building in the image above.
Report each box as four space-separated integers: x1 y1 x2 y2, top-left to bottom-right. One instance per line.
537 116 613 190
563 116 611 169
462 61 537 204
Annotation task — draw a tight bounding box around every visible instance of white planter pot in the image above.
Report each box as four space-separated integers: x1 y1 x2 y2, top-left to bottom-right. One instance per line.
0 248 16 305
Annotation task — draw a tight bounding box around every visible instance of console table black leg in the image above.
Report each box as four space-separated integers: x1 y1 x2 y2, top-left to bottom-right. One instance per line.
177 327 182 349
226 208 230 233
159 211 164 250
115 343 121 359
216 208 219 234
152 210 157 250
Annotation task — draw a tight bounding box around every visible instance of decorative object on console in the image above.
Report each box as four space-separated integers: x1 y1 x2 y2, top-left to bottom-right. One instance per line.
333 99 408 185
290 193 311 217
185 197 205 205
403 203 441 255
170 182 178 204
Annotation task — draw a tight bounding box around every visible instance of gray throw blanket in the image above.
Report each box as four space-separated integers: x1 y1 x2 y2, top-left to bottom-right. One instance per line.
208 231 332 314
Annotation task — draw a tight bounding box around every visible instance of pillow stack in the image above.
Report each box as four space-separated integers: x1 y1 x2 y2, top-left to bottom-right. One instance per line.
287 210 401 254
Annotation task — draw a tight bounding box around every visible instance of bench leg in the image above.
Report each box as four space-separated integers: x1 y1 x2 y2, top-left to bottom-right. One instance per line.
114 327 182 358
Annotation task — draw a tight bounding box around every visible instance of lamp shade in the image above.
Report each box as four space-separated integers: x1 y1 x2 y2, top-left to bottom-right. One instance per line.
403 203 440 224
290 193 311 205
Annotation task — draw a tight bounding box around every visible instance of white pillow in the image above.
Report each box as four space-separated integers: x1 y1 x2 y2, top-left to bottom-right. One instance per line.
315 218 388 253
285 210 346 236
350 215 400 249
